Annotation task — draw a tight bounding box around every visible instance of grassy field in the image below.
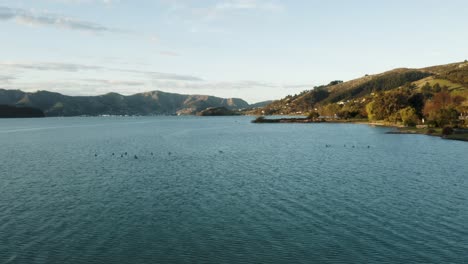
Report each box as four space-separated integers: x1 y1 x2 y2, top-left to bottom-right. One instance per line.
414 77 465 91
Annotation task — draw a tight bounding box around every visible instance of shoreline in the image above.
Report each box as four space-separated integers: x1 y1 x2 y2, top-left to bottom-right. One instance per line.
252 116 468 142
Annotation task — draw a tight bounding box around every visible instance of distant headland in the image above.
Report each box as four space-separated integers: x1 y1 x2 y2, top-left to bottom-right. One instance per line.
0 105 45 118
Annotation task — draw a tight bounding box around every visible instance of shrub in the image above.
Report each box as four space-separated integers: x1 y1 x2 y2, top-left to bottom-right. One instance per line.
399 107 419 126
254 116 265 123
308 112 320 119
442 126 454 136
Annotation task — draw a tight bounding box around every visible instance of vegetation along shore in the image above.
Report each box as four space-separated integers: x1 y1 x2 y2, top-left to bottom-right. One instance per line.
251 61 468 141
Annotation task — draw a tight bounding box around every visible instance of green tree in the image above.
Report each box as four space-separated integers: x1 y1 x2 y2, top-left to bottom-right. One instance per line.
426 107 459 127
366 90 409 121
320 103 341 117
399 107 419 126
308 111 320 120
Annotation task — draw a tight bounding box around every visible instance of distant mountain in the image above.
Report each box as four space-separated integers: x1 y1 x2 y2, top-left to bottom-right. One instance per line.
0 105 45 118
249 100 274 109
0 89 250 116
256 61 468 115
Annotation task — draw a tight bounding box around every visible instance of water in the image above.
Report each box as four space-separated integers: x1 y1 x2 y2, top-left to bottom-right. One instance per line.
0 116 467 263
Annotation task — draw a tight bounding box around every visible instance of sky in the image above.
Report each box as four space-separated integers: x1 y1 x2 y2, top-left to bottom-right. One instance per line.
0 0 467 103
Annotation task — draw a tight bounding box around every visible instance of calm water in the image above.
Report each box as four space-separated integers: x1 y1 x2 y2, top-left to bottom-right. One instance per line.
0 116 467 263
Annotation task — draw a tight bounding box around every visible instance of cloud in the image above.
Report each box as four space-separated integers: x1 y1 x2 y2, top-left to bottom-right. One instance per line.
214 0 283 12
147 72 202 81
159 51 180 57
149 79 277 90
161 0 283 28
0 75 15 83
282 84 315 89
47 0 118 5
0 61 203 81
0 62 102 72
0 6 122 33
83 79 145 86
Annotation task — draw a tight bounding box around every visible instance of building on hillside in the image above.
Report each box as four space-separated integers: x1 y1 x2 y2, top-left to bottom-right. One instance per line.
459 112 468 120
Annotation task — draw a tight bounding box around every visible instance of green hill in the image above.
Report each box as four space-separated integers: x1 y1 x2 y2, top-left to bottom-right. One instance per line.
257 61 468 118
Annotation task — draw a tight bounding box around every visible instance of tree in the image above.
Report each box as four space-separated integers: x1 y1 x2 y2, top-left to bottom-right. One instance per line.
432 83 441 93
425 107 459 127
366 102 377 121
329 80 343 86
423 91 452 117
320 103 341 117
399 107 419 126
408 93 425 116
423 91 460 127
308 112 320 120
366 90 410 121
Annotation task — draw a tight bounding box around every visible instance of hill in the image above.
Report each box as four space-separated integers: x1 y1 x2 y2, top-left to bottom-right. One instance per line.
0 89 250 117
0 105 45 118
256 61 468 119
196 107 239 116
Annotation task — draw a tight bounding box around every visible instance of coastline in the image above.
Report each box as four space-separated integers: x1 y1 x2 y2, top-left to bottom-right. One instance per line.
252 116 468 142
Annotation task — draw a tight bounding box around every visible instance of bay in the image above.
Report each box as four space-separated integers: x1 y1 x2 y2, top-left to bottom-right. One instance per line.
0 116 467 263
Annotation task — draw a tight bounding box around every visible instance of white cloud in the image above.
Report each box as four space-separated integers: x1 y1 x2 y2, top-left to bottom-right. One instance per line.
159 51 180 57
0 61 203 81
0 6 123 33
214 0 282 11
190 0 282 21
49 0 117 5
83 79 145 86
0 61 102 72
161 0 283 30
0 75 15 83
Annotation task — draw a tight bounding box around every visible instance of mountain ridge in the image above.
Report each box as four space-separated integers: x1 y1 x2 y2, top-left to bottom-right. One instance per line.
0 89 251 116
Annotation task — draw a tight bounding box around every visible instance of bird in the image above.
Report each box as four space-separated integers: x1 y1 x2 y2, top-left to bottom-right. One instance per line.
120 154 123 158
94 153 98 157
219 150 224 154
134 155 138 159
125 152 128 156
367 146 370 148
112 153 115 156
151 152 154 156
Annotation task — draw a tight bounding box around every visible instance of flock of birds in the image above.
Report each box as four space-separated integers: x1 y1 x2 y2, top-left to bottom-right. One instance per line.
94 150 225 159
93 145 370 159
326 144 371 148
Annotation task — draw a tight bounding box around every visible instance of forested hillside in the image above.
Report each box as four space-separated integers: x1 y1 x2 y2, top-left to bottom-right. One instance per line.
256 61 468 128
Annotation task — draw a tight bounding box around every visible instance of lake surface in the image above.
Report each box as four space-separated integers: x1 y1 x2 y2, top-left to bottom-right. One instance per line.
0 116 467 263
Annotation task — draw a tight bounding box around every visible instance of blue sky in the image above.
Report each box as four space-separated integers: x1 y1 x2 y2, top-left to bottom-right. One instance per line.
0 0 467 103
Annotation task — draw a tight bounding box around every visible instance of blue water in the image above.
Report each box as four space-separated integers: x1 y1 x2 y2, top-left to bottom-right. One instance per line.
0 116 467 263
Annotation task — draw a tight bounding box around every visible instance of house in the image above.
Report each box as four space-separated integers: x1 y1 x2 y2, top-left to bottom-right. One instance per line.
459 112 468 120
